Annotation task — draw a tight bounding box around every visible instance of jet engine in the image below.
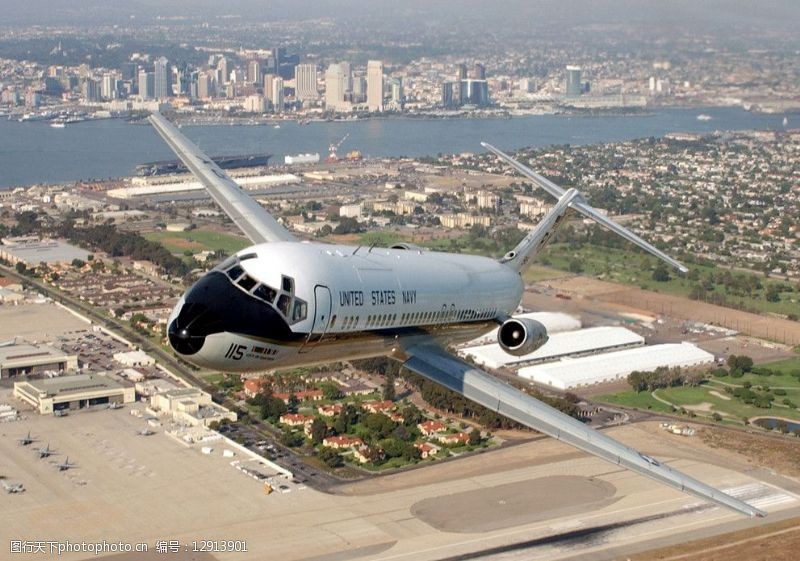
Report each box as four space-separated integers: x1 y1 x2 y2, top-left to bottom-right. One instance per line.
498 318 548 356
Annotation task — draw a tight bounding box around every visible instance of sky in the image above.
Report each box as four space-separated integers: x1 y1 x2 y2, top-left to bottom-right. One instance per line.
0 0 798 31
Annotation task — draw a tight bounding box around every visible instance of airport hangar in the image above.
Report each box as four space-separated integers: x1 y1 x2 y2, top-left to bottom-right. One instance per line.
13 373 135 414
0 343 78 379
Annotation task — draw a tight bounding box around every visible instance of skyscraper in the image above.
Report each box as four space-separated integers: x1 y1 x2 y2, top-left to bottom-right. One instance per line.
457 63 468 80
472 63 486 80
441 82 455 108
340 61 352 92
197 72 214 99
325 64 346 110
153 57 171 99
264 74 275 105
271 77 284 112
565 65 582 97
459 79 489 106
217 57 229 85
248 60 262 85
389 77 403 110
367 60 384 112
138 69 154 99
295 64 319 101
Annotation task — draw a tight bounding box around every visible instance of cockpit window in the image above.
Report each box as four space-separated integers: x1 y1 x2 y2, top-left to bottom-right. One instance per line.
253 284 277 303
238 274 257 291
277 294 292 316
226 264 244 280
217 255 238 271
281 276 294 293
292 299 307 322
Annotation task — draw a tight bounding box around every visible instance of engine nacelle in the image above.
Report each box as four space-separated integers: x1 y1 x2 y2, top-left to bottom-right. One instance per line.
498 318 549 356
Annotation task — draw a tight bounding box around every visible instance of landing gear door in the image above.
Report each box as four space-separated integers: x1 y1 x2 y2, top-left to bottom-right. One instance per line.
301 285 332 352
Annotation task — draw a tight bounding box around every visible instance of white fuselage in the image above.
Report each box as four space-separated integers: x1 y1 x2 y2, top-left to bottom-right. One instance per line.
168 242 523 372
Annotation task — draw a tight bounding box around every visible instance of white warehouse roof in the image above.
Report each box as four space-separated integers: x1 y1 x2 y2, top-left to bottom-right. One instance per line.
460 326 644 369
518 342 715 390
462 312 581 347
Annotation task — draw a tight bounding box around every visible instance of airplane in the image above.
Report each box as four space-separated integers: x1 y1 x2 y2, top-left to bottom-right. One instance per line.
37 443 55 459
1 479 24 494
54 457 76 471
149 112 764 518
17 430 36 446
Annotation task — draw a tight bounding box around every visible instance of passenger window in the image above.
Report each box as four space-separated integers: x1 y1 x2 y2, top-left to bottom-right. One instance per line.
254 284 277 303
238 275 257 291
277 294 292 316
227 265 244 280
282 276 294 293
292 299 307 322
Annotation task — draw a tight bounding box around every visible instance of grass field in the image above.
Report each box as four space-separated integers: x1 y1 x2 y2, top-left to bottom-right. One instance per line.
597 357 800 424
145 229 249 256
537 243 800 317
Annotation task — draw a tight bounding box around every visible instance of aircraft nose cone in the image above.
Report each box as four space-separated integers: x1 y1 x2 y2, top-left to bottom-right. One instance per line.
168 301 216 356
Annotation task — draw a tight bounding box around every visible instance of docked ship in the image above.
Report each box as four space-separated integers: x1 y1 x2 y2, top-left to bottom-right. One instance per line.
136 153 272 176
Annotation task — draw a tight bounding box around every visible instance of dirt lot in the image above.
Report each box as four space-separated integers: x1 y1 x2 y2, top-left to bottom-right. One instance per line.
631 516 800 561
542 276 800 346
698 426 800 479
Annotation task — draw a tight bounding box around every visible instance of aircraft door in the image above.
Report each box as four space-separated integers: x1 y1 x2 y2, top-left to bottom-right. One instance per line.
301 285 332 351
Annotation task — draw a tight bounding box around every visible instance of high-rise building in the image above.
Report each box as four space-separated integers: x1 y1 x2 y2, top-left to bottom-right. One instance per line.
457 63 468 80
459 79 490 106
271 77 284 112
472 63 486 80
101 74 117 100
325 64 346 110
217 57 229 85
197 72 214 99
340 61 352 92
353 76 366 100
153 57 171 98
264 74 275 102
245 95 267 113
367 60 384 112
565 65 582 97
248 60 262 85
82 78 101 103
138 70 154 99
295 64 319 101
389 77 403 110
441 82 455 107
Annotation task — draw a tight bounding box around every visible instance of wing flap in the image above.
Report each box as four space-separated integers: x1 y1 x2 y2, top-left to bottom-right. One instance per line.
401 342 765 518
148 113 295 244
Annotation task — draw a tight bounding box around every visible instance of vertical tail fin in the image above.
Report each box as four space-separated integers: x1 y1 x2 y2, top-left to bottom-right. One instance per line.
501 188 579 272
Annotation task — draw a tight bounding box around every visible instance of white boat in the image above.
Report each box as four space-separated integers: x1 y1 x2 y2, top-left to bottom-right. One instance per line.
273 124 281 129
696 114 712 121
50 121 66 128
783 116 789 127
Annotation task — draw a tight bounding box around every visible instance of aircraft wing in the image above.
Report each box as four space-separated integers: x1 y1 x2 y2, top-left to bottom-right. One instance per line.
399 340 765 518
148 112 296 244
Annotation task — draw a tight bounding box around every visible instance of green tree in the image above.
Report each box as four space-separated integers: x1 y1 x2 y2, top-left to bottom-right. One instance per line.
317 446 343 468
468 429 481 445
309 418 328 445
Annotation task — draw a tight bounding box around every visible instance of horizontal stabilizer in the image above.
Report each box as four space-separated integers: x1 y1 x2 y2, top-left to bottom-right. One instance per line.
483 142 688 273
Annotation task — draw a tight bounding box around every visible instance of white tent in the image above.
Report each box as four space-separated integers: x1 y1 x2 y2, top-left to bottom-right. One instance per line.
518 342 715 390
460 326 644 369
